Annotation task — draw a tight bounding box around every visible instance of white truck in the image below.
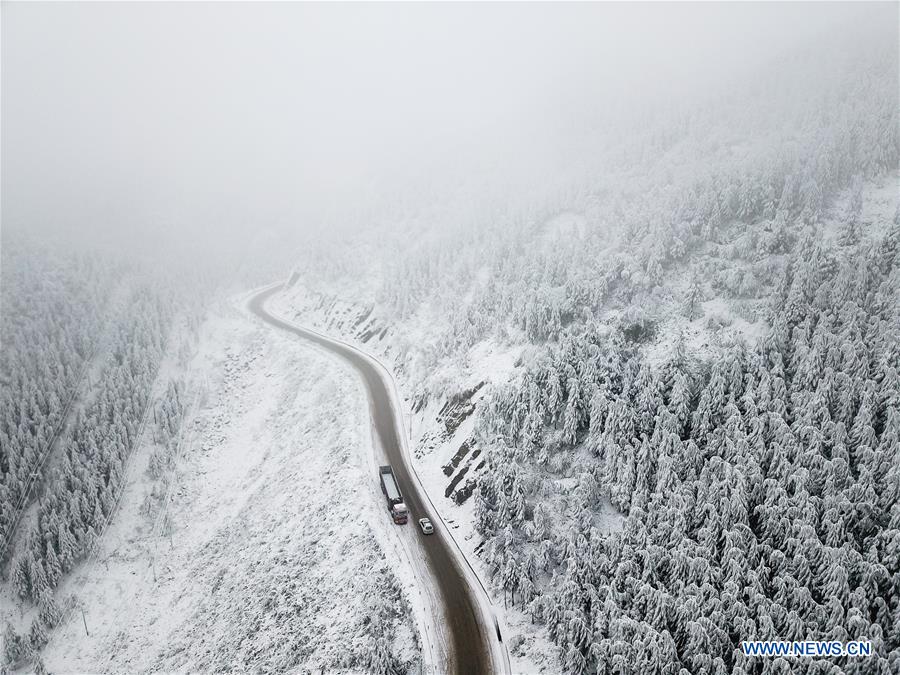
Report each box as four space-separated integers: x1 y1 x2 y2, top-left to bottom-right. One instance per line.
379 465 409 524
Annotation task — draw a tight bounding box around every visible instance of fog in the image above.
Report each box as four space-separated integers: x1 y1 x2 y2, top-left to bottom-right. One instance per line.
0 2 883 260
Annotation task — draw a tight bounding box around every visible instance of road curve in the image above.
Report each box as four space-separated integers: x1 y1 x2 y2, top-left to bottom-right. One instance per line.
249 283 496 675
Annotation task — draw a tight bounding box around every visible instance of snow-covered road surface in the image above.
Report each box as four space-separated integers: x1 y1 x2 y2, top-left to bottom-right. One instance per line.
249 283 509 675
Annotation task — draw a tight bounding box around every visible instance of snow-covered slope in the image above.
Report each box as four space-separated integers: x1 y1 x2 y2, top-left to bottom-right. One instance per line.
7 298 420 674
270 24 899 671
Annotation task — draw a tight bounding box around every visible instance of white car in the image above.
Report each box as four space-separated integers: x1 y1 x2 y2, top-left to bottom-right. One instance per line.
418 518 434 535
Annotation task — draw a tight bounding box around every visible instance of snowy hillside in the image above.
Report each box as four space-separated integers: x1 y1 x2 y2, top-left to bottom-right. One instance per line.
275 24 900 675
1 280 421 673
2 4 898 675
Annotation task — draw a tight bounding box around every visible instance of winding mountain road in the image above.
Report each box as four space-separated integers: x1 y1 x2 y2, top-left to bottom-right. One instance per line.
249 283 505 675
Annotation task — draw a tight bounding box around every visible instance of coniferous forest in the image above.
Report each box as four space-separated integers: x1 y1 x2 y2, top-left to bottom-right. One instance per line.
475 227 900 674
1 241 176 667
283 21 899 674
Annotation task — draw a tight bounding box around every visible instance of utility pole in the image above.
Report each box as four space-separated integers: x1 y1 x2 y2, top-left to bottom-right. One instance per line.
81 608 89 637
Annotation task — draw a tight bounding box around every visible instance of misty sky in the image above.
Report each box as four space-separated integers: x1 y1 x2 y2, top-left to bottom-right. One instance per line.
1 2 890 255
